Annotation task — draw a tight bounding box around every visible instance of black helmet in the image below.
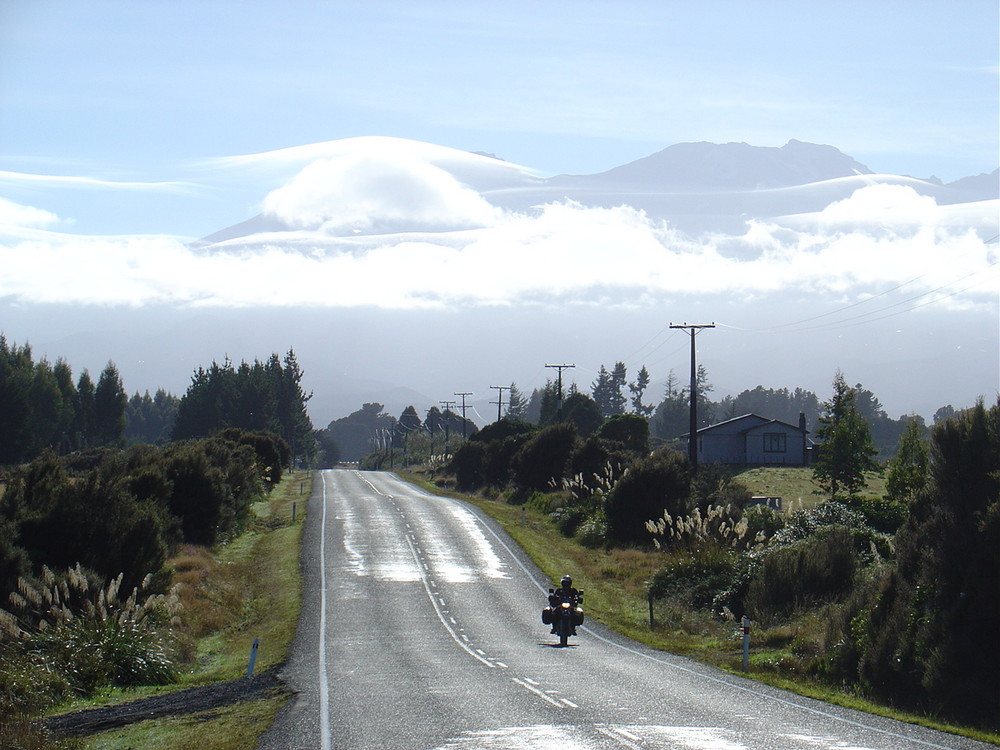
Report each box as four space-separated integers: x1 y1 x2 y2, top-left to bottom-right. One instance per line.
561 575 573 587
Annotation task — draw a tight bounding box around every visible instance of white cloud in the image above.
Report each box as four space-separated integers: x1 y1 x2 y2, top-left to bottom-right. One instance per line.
0 189 995 313
815 183 942 227
0 170 192 193
261 150 502 234
0 197 60 229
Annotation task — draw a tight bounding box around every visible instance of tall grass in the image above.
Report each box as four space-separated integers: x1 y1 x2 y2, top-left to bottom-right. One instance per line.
0 565 181 749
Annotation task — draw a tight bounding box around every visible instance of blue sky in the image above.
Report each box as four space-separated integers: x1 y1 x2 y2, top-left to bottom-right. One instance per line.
2 0 996 189
0 1 996 420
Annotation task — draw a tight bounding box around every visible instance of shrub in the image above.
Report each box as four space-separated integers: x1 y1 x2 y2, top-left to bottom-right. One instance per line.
574 512 608 549
604 448 690 545
450 441 486 491
596 414 649 453
743 526 860 624
648 545 739 610
511 424 579 495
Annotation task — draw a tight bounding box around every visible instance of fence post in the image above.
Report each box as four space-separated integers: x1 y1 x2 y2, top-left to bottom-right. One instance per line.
648 593 655 630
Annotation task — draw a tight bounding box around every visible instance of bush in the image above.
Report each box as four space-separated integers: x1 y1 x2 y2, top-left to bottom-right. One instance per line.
511 424 579 495
574 512 608 548
450 441 486 491
596 414 649 453
744 526 860 624
648 545 739 610
0 566 181 701
604 448 690 545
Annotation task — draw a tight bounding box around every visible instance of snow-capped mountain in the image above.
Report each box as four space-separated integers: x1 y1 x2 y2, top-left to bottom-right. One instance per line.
198 137 998 245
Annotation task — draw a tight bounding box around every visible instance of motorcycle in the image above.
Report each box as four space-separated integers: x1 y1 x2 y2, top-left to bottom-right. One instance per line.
542 589 584 647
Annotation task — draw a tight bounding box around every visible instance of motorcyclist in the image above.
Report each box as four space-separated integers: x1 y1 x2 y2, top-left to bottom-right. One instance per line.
549 575 580 606
547 575 582 634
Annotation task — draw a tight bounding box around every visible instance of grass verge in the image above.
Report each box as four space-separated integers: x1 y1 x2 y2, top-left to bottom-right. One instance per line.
402 468 999 746
52 471 311 750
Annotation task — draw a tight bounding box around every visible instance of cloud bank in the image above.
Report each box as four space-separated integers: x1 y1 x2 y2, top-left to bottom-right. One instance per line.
0 185 995 311
0 139 996 312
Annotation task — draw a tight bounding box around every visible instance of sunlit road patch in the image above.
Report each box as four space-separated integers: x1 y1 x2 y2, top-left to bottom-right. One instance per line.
432 724 748 750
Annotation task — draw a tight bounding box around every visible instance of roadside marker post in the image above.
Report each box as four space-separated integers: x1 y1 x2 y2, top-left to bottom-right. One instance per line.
247 638 260 677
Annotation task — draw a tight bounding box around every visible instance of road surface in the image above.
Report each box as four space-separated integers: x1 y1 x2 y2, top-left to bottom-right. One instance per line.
258 469 991 750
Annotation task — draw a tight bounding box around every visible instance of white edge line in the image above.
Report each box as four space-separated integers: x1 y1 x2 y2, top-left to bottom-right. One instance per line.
318 472 332 750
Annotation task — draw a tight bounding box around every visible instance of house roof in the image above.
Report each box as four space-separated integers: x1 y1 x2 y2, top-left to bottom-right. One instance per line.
684 413 810 437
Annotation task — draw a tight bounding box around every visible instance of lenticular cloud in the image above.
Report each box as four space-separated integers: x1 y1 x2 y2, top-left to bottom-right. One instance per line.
261 151 502 234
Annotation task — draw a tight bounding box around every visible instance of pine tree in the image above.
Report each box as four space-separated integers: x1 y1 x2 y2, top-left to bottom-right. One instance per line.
858 399 1000 724
812 371 878 498
628 365 654 417
507 382 527 421
93 361 127 448
651 370 688 439
75 369 95 449
884 418 929 502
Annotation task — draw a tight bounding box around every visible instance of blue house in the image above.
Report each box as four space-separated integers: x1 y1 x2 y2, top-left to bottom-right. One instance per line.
688 413 813 467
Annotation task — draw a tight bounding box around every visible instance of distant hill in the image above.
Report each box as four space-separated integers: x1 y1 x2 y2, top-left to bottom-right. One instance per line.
942 168 1000 202
552 139 874 189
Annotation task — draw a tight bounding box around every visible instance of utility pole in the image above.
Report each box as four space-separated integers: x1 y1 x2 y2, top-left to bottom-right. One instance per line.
669 322 715 470
544 363 575 414
439 400 455 455
490 385 511 422
454 392 473 438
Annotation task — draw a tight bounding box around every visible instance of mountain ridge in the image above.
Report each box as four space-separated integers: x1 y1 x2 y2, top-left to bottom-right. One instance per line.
196 138 998 245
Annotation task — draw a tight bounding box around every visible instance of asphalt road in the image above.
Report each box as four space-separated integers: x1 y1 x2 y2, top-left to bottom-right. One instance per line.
258 469 991 750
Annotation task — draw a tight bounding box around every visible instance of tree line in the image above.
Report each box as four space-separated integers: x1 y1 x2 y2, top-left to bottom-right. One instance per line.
0 342 315 599
510 361 942 457
0 337 317 469
0 336 129 464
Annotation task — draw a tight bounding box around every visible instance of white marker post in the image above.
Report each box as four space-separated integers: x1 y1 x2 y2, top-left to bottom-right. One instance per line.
247 637 260 676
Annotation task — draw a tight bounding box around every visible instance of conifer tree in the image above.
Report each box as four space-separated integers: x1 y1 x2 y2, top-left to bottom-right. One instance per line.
884 418 929 502
813 371 878 498
93 361 127 448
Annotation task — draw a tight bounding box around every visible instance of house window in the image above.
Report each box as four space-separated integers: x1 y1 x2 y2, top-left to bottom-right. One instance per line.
763 433 786 453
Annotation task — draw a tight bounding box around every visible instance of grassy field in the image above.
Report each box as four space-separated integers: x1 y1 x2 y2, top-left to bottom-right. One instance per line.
59 471 312 750
733 466 886 509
